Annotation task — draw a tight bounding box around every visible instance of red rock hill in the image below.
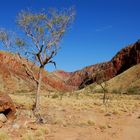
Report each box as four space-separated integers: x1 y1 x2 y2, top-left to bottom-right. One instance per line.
0 52 75 93
66 40 140 89
0 40 140 92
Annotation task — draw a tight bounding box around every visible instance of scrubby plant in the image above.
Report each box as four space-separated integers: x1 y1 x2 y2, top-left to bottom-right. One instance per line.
87 120 95 126
94 70 109 104
99 124 107 131
127 87 140 94
51 93 59 99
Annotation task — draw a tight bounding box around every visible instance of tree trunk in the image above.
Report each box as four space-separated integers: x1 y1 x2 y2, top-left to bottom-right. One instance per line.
103 91 106 104
99 83 106 104
35 66 43 112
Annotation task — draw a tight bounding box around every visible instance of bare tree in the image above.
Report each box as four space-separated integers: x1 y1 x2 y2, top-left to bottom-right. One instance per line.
0 8 75 120
95 70 108 104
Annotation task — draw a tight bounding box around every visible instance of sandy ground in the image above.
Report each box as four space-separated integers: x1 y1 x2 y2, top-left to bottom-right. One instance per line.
1 93 140 140
48 108 140 140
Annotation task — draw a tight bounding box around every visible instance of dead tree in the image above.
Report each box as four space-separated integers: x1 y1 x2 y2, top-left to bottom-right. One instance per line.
95 70 108 104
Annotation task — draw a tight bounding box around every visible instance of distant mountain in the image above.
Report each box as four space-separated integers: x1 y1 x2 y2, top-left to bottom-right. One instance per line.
0 40 140 93
66 39 140 89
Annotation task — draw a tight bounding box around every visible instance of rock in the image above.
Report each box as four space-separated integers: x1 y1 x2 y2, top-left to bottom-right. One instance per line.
0 113 7 123
12 123 20 129
0 91 16 120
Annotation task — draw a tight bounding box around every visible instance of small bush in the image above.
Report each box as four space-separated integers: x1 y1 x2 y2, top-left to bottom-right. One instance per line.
99 124 107 130
51 94 59 99
127 87 140 94
87 120 95 126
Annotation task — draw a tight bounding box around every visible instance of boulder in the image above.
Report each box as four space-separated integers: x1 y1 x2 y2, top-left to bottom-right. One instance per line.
0 113 7 123
0 91 16 120
12 123 20 129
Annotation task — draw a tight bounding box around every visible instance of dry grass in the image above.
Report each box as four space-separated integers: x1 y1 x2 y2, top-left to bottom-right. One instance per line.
10 93 34 109
2 90 139 140
9 91 140 126
0 130 10 140
3 65 140 140
21 127 48 140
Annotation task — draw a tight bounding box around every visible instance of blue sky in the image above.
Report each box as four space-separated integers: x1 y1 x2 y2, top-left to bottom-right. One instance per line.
0 0 140 72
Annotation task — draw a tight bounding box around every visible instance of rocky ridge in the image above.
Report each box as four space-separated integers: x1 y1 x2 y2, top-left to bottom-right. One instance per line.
66 40 140 88
0 40 140 92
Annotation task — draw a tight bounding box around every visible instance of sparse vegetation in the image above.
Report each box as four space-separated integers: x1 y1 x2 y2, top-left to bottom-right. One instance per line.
21 132 35 140
0 89 137 140
127 87 140 94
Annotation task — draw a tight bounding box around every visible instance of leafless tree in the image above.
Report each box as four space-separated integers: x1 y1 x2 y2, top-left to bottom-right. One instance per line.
95 70 108 104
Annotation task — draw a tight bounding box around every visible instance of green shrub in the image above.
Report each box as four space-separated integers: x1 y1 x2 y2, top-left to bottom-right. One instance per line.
51 94 59 99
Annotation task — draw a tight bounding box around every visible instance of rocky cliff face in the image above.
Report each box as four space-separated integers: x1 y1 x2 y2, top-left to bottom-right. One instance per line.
0 51 75 93
0 40 140 92
66 40 140 89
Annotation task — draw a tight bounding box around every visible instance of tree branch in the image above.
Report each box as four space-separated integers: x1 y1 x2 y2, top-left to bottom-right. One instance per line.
17 53 39 84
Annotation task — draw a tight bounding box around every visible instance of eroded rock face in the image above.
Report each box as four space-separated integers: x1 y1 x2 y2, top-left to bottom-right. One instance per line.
0 52 76 92
66 40 140 88
0 40 140 92
0 91 16 120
